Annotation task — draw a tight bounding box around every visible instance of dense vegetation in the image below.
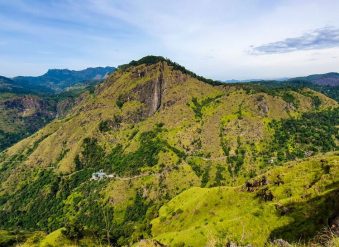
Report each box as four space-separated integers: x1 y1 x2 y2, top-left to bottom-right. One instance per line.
78 124 184 176
0 130 25 152
268 108 339 162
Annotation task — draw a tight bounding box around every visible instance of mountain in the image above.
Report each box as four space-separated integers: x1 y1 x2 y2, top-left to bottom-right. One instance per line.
13 66 116 93
0 56 338 246
293 72 339 87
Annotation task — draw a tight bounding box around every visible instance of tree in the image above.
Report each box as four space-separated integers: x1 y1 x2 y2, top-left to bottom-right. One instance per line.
102 205 114 246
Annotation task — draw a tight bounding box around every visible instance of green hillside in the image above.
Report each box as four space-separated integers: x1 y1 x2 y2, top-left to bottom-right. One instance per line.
0 57 338 246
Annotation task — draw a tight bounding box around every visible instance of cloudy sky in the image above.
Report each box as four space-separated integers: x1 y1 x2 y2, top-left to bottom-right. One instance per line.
0 0 339 80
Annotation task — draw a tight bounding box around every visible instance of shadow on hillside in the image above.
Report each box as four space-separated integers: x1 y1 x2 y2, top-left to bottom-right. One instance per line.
268 188 339 243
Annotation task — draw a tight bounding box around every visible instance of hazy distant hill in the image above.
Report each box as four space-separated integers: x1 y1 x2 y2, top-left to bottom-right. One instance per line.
292 72 339 87
0 76 15 89
13 66 116 93
223 73 339 102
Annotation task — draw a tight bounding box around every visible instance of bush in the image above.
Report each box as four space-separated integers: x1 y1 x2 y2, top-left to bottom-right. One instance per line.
76 138 105 169
62 221 84 240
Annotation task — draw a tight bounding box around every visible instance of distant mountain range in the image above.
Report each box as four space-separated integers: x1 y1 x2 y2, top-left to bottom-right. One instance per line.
0 66 116 94
224 72 339 87
14 66 116 93
224 78 289 83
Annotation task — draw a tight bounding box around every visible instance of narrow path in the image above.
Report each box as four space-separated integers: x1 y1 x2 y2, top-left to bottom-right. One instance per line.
113 172 150 181
200 156 227 161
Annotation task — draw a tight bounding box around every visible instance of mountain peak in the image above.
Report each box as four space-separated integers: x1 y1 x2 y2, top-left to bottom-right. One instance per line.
118 55 222 86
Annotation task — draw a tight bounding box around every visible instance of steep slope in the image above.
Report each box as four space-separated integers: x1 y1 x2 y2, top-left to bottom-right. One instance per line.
13 66 116 93
0 56 338 246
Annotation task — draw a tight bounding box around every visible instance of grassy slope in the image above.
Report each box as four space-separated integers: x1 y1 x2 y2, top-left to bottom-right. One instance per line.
152 152 339 247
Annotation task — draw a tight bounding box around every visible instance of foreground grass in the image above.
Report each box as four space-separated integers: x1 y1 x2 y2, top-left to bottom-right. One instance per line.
151 152 339 246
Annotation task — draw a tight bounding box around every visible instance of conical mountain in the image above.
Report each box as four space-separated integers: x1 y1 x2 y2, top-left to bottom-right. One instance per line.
0 56 338 246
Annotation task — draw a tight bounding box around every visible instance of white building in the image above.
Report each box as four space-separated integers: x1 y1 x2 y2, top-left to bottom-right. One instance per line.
91 169 107 180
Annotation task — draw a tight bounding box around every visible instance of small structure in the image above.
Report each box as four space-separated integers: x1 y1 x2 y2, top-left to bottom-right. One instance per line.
91 169 107 180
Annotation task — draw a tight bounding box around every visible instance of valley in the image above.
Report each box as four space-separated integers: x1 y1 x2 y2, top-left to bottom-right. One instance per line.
0 67 116 152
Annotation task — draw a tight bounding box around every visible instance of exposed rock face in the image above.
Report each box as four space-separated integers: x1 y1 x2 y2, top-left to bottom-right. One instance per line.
56 98 75 118
151 65 164 115
4 96 55 118
256 95 269 116
285 102 295 112
116 62 167 119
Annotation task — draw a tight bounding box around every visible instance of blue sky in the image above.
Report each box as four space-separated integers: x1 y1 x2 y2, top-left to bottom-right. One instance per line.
0 0 339 79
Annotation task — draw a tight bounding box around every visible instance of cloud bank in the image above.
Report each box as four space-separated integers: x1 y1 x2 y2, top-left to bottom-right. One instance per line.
251 27 339 54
